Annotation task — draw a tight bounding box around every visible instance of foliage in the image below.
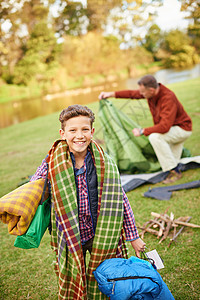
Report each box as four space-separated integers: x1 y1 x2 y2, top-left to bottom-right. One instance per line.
0 0 50 78
0 78 200 299
13 21 61 85
60 32 154 84
54 1 89 36
102 1 162 49
0 0 199 93
142 24 163 60
181 0 200 53
86 0 122 31
161 29 199 68
164 45 199 69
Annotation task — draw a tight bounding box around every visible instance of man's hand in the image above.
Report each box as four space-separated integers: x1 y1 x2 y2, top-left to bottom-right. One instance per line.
132 128 142 137
98 91 115 100
131 238 146 258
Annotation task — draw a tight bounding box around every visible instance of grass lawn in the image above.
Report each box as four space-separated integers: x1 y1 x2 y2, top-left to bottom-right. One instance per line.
0 77 200 299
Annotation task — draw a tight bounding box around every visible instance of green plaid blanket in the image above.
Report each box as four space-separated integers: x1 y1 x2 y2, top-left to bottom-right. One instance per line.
47 139 128 300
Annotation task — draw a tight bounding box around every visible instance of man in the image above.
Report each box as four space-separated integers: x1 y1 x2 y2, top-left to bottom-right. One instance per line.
99 75 192 184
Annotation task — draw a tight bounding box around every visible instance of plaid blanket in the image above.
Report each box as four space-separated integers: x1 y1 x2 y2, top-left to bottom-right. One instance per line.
47 139 128 300
0 179 47 235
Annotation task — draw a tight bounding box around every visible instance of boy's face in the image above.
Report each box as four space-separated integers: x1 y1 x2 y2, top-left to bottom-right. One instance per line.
59 116 94 157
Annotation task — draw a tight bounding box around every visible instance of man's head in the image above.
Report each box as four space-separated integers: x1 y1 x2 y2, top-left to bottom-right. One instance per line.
59 105 95 157
138 75 159 99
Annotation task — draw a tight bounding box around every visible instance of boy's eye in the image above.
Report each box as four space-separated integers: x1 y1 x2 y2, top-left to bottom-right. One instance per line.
83 128 89 131
70 129 75 132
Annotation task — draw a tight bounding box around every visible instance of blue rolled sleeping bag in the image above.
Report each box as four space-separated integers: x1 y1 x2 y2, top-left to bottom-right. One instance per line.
93 256 174 300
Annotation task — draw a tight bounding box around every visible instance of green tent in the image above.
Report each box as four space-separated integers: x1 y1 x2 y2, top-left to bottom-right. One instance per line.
98 99 161 174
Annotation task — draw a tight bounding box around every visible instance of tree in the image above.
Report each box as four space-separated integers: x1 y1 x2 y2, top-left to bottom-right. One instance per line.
86 0 122 31
142 24 162 60
54 1 89 36
13 21 61 85
0 0 25 79
0 0 61 84
161 29 199 68
180 0 200 53
102 0 162 48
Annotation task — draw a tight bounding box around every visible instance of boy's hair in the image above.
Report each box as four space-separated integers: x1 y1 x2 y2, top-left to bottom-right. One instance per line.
138 75 158 89
59 104 95 130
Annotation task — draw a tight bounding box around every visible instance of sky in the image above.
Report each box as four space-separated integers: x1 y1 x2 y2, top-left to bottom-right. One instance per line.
155 0 190 31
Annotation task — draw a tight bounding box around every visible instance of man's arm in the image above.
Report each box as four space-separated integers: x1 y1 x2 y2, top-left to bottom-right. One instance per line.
98 91 115 99
99 90 144 100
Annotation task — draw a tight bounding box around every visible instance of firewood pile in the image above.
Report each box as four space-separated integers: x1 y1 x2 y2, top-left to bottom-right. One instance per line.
138 209 200 247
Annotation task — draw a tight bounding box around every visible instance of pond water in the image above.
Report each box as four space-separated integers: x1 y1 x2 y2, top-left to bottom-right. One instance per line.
0 64 199 129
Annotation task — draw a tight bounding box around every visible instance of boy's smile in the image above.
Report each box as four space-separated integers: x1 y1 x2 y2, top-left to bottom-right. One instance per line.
59 116 94 158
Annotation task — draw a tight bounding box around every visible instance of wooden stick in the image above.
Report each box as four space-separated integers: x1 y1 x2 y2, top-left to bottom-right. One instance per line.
173 220 200 228
151 212 200 228
159 218 173 243
151 212 169 222
139 220 153 239
157 220 165 238
149 219 165 230
168 216 192 247
142 227 159 236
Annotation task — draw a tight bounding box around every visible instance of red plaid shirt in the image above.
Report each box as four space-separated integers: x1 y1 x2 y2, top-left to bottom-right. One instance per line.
31 155 139 244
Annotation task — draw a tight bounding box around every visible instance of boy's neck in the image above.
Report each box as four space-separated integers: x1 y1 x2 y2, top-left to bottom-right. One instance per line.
73 151 87 169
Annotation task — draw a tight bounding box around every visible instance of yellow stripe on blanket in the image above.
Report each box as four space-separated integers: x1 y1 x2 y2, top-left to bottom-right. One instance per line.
0 179 48 235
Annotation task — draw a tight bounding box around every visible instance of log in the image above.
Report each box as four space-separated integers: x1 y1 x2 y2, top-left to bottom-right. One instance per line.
149 219 165 230
151 212 200 228
159 219 173 243
173 220 200 228
142 227 159 236
151 212 169 222
157 220 165 238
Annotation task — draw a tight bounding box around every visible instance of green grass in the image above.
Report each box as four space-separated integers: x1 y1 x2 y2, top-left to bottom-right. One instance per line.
0 78 200 299
0 83 42 104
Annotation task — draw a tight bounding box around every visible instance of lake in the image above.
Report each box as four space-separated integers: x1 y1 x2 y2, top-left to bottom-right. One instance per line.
0 64 199 129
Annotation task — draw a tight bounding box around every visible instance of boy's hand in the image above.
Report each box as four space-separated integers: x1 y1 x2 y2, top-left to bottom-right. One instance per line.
130 238 146 258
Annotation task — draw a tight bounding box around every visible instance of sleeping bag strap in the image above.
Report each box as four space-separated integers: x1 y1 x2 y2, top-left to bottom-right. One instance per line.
40 166 49 205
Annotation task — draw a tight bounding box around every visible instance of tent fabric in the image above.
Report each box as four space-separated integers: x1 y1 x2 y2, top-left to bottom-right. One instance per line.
98 99 160 174
143 180 200 200
121 158 200 193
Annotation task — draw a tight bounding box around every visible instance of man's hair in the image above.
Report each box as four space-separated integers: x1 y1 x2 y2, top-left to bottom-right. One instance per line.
138 75 158 89
59 104 95 130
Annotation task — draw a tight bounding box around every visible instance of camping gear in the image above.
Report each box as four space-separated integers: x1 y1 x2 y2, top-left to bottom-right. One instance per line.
121 156 200 192
0 178 48 235
47 139 128 300
93 256 174 300
98 99 193 175
98 99 160 174
144 180 200 200
14 168 51 249
14 197 51 249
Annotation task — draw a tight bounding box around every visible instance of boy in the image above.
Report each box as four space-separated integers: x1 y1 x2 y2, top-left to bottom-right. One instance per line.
31 104 145 300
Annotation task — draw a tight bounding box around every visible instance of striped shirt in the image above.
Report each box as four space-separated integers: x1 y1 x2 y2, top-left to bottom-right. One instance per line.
31 154 139 244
